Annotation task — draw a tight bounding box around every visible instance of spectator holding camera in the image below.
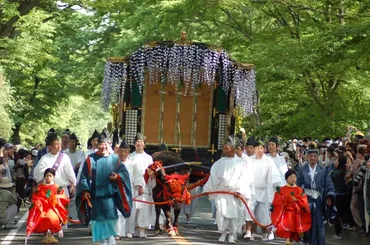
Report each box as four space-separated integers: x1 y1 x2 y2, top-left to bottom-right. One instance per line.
350 146 367 234
4 143 16 179
353 151 370 234
295 139 307 168
325 144 338 172
365 157 370 234
0 144 13 181
353 155 369 187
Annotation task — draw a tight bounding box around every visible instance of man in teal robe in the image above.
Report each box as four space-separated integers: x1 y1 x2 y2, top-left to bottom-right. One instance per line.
76 134 132 245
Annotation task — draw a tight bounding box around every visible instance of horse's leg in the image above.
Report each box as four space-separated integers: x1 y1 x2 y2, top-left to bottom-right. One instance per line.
154 204 162 233
152 187 162 233
163 206 176 236
173 208 181 235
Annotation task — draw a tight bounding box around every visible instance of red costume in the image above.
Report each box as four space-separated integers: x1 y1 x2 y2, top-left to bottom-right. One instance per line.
271 185 311 242
26 183 69 238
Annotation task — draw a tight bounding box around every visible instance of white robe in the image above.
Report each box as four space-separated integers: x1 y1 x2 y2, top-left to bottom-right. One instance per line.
267 153 288 187
131 151 155 228
249 155 281 203
84 148 97 158
248 154 281 226
74 148 98 182
34 152 77 198
64 149 85 168
64 149 85 220
64 149 85 178
240 156 255 200
203 156 251 233
116 157 136 235
240 156 255 222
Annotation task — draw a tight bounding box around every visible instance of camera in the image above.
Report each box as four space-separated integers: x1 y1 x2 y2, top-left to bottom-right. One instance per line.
353 162 367 186
365 154 370 162
296 140 305 148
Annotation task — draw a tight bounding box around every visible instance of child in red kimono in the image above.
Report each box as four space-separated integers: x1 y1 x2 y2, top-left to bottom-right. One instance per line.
271 169 311 245
26 168 70 244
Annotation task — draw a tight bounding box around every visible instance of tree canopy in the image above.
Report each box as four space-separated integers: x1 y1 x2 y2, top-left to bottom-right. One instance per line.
1 0 369 146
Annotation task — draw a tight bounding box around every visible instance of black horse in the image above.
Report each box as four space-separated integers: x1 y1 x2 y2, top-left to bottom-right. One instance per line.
150 151 191 236
149 150 210 236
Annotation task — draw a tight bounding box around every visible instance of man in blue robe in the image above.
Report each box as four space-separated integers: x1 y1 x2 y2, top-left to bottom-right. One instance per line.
297 146 335 245
76 133 132 245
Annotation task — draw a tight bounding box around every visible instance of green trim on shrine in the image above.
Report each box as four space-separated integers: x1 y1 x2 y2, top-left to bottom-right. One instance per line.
131 81 142 108
216 82 227 112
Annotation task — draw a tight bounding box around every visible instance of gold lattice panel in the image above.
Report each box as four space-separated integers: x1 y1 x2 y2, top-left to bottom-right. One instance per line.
141 76 213 148
141 82 161 145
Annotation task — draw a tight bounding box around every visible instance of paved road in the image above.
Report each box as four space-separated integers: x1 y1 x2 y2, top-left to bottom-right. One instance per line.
1 197 369 245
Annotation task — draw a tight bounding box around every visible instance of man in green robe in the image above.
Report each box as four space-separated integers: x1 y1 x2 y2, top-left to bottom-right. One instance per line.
76 133 132 245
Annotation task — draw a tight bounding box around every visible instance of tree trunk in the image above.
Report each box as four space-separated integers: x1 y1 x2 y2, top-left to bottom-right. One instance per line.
0 1 40 38
338 1 345 25
325 3 331 23
12 123 22 145
254 90 261 125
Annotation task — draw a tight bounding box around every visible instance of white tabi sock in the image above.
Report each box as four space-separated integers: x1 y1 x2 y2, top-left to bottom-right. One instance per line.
108 236 116 245
218 231 227 242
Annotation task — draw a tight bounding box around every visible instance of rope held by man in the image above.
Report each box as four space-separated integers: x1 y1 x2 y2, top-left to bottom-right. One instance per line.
132 190 273 228
76 190 273 228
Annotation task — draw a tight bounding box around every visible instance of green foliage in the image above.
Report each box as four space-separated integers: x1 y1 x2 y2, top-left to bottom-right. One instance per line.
240 0 370 138
0 9 69 143
0 68 14 139
0 2 111 144
171 0 370 139
1 0 370 145
0 1 19 21
20 95 110 148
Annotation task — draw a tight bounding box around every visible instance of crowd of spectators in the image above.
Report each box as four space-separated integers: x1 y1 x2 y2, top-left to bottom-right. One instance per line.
0 138 40 229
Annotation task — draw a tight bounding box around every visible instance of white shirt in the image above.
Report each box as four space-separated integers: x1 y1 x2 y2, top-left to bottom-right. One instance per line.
131 151 153 188
267 153 288 186
65 149 86 182
85 148 97 158
64 149 85 169
249 154 281 203
309 163 317 180
34 152 76 187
